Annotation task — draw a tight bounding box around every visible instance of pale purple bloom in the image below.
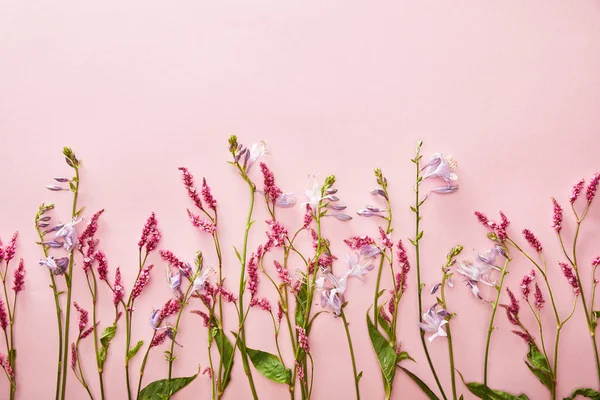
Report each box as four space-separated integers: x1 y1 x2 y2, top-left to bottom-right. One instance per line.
46 185 66 191
55 218 82 252
418 304 449 342
54 177 70 183
191 265 214 292
246 141 268 172
456 250 501 298
316 272 348 316
356 206 387 218
346 253 375 280
166 266 183 299
428 185 459 196
40 240 64 249
369 188 388 199
331 213 352 221
275 193 296 208
39 256 69 275
303 176 323 211
149 309 162 330
422 153 458 183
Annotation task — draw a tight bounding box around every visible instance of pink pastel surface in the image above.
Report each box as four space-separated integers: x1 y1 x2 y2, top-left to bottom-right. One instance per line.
1 1 600 398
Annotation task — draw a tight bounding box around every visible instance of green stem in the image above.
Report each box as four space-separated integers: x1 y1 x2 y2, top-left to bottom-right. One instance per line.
60 167 80 400
440 275 456 400
235 178 259 400
136 331 157 399
88 270 105 400
483 252 510 400
36 220 64 400
413 152 447 400
340 310 360 400
76 338 95 400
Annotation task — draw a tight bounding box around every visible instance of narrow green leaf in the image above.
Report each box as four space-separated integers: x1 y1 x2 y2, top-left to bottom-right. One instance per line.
376 289 386 299
216 328 234 389
233 246 242 263
99 323 117 369
396 351 414 364
246 347 291 384
376 307 392 340
138 371 199 399
457 371 529 400
398 366 439 400
357 371 363 382
126 340 144 363
416 231 424 240
295 281 308 327
564 388 600 400
525 342 553 390
367 313 396 397
410 206 417 213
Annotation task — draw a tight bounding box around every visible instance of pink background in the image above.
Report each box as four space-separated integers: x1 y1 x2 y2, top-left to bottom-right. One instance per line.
1 1 600 398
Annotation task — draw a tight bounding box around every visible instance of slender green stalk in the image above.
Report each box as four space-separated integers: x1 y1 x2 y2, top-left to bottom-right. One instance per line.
372 170 392 328
136 330 157 398
412 143 447 400
340 310 360 400
74 338 95 400
36 207 63 400
235 178 259 400
483 251 510 399
60 164 80 400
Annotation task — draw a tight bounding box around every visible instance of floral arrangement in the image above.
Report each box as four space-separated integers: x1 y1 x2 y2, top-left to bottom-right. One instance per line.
0 139 589 400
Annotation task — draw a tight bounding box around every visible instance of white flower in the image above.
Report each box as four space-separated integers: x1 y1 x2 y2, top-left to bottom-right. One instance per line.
192 265 214 292
418 304 449 342
55 217 82 252
247 141 268 171
346 253 375 280
422 153 458 183
303 176 322 211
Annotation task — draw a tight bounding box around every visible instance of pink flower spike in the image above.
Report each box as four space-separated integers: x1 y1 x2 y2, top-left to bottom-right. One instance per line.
570 179 585 204
534 283 545 309
396 240 410 292
4 232 18 262
202 367 213 378
159 298 181 320
551 198 563 233
78 209 104 248
260 162 283 204
559 262 580 294
297 327 310 352
186 209 216 234
12 258 25 293
70 343 77 370
512 330 534 344
159 250 185 270
201 178 217 211
74 302 89 332
113 267 124 306
302 204 313 229
131 264 154 300
95 251 109 281
0 300 7 331
250 297 272 312
520 270 535 299
587 173 600 204
247 254 259 299
274 261 291 286
277 301 283 322
138 212 161 252
151 331 168 347
216 285 237 303
522 229 543 253
178 167 203 210
378 227 393 249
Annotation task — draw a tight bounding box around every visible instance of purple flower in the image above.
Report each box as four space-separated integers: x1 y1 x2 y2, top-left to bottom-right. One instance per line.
149 309 162 330
166 266 183 299
345 252 375 280
456 249 501 298
422 153 458 183
55 218 82 252
418 304 449 342
39 256 69 275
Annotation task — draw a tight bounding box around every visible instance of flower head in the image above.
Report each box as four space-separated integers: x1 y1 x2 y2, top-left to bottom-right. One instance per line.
315 271 348 316
522 229 543 253
201 178 217 211
74 302 89 333
39 256 69 275
422 153 458 183
552 199 563 233
396 240 410 293
113 267 124 306
297 327 310 352
520 270 535 299
192 265 214 292
534 283 545 309
78 209 104 249
55 218 82 252
0 300 7 331
587 173 600 204
178 167 203 210
95 251 109 281
418 304 449 342
131 264 154 300
559 262 580 294
345 252 375 280
165 266 183 299
12 258 25 293
187 209 216 234
570 179 585 204
249 297 272 312
138 213 161 252
456 249 501 298
3 232 18 262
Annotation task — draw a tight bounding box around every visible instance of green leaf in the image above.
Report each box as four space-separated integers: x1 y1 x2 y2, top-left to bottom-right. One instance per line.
396 351 414 364
564 388 600 400
233 246 242 263
416 231 424 240
357 371 363 381
246 347 291 384
376 307 392 340
215 328 234 389
457 371 529 400
525 342 553 390
367 313 396 397
75 206 85 217
295 281 308 327
138 371 199 399
99 323 117 369
398 366 439 400
126 340 144 364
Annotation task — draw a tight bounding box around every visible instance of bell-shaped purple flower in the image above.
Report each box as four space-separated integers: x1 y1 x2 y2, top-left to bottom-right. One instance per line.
418 304 449 342
39 256 69 275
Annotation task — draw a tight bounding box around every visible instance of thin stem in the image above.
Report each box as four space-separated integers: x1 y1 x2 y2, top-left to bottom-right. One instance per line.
413 149 447 400
60 166 80 400
483 252 510 400
340 310 360 400
36 220 64 400
235 177 259 400
88 270 105 400
440 273 456 400
76 338 95 400
136 331 157 398
373 193 392 328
